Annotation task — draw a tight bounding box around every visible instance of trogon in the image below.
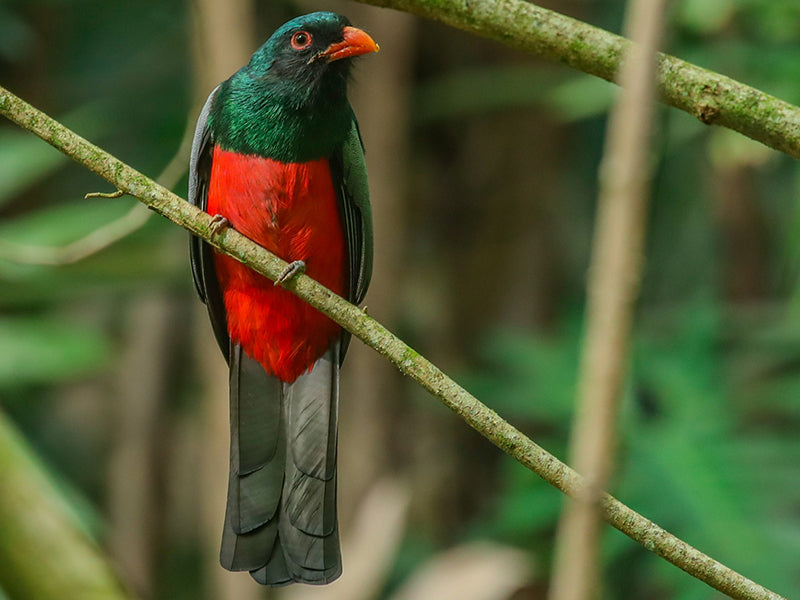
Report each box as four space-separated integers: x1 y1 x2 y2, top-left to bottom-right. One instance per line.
188 12 377 586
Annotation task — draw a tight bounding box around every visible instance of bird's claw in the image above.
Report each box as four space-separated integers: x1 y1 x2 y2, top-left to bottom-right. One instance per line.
209 214 230 236
274 260 306 286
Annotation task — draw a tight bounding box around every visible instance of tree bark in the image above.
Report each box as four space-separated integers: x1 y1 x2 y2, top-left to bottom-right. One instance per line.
107 293 175 596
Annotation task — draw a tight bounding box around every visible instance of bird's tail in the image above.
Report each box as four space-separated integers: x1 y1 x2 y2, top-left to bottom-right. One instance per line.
220 343 342 586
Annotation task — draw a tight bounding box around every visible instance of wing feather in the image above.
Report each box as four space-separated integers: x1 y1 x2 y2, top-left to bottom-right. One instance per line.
330 120 373 360
189 86 230 362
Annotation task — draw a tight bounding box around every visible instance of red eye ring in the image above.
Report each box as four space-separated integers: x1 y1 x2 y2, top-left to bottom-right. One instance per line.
291 31 313 50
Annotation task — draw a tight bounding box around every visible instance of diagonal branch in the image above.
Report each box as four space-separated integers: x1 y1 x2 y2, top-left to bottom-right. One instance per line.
0 85 788 600
353 0 800 159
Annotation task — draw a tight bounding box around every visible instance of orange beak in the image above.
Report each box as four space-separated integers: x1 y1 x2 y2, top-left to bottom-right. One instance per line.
320 26 379 62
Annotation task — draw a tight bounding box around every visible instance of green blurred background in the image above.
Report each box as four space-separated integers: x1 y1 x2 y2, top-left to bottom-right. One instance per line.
1 0 799 598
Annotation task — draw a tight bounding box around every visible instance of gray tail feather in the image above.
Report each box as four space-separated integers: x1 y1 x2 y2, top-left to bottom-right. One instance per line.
220 343 342 586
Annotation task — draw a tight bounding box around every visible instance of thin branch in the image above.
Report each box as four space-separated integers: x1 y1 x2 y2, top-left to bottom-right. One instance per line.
549 0 666 599
0 85 788 600
353 0 800 159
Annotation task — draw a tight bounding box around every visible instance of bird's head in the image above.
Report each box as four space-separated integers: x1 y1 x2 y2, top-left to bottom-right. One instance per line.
211 13 377 159
246 12 379 106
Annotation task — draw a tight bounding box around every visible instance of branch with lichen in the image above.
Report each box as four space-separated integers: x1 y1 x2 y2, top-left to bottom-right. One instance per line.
354 0 800 159
0 84 788 600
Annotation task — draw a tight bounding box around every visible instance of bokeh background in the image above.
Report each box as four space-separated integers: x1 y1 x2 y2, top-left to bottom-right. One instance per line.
1 0 799 599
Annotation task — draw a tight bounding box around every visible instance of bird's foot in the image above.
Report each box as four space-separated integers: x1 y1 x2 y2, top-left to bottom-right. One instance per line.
274 260 306 286
209 214 230 236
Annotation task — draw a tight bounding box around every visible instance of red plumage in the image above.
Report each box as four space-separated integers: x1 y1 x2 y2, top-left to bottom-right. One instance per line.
206 146 346 383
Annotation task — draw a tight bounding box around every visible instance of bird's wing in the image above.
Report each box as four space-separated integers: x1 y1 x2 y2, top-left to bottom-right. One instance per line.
189 85 230 363
190 89 292 581
330 119 373 360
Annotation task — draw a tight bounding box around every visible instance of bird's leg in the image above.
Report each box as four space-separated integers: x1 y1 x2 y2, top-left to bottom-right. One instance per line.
274 260 306 286
209 214 230 236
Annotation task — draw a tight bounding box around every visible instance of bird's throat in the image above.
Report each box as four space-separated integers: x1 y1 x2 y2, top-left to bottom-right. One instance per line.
209 73 354 162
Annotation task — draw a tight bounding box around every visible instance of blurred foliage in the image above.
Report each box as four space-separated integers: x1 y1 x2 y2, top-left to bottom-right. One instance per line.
0 316 111 389
466 302 800 597
1 0 800 598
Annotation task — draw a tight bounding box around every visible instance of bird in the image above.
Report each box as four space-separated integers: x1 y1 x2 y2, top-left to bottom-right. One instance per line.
187 12 377 586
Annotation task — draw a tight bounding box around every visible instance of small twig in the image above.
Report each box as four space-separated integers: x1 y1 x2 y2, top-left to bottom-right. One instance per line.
85 189 125 199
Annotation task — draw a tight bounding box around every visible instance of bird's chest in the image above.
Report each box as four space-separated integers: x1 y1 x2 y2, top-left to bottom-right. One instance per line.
206 146 347 380
207 146 344 264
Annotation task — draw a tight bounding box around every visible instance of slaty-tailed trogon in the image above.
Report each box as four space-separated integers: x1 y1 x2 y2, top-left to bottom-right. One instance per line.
188 12 377 586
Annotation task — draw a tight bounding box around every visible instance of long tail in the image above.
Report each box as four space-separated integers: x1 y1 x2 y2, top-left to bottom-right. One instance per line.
220 343 342 586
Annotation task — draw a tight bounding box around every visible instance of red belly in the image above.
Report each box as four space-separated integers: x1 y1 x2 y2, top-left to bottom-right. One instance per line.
206 146 346 383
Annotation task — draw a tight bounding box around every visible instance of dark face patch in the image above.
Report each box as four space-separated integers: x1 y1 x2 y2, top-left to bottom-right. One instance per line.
267 15 351 86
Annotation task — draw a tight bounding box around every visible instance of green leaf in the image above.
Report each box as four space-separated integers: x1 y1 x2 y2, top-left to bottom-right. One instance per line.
466 321 585 422
0 317 112 388
544 75 617 122
0 197 138 246
676 0 736 34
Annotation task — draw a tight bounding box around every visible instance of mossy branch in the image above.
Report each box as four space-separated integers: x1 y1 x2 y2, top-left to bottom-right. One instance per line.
0 85 788 600
354 0 800 159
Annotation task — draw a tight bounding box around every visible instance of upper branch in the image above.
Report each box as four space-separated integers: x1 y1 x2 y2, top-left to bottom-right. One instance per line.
354 0 800 158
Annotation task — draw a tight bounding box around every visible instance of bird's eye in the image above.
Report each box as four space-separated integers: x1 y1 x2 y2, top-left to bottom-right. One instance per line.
291 31 313 50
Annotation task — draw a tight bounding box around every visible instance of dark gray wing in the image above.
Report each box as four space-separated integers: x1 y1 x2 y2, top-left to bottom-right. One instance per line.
189 86 230 363
330 119 373 360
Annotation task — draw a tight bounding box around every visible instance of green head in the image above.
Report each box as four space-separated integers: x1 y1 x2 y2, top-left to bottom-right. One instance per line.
209 12 379 162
